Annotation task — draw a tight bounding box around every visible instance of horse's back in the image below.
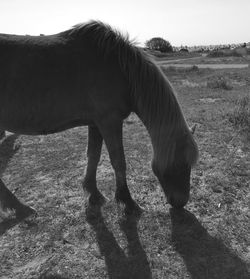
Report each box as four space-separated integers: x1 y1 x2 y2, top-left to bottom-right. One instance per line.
0 32 131 135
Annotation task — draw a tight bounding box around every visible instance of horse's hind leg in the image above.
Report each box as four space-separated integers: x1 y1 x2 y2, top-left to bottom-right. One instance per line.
0 179 35 219
97 118 140 215
83 125 106 206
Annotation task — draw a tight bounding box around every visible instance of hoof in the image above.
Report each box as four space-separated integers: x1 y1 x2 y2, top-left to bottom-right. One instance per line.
125 202 143 217
117 200 143 217
167 193 189 209
15 205 37 220
88 191 106 207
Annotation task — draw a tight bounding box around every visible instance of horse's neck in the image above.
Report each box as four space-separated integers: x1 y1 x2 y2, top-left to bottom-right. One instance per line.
135 90 187 172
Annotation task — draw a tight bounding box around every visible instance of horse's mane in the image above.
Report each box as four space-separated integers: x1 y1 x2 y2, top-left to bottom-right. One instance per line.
63 21 198 169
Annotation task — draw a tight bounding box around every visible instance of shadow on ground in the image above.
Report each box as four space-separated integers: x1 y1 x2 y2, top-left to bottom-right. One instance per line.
86 204 152 279
85 205 249 279
0 134 21 235
0 134 20 176
170 208 250 279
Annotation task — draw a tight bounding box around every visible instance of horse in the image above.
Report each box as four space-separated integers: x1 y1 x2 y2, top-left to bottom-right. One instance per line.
0 21 198 219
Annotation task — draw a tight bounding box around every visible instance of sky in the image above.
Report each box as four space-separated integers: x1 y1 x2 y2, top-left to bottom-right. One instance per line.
0 0 249 46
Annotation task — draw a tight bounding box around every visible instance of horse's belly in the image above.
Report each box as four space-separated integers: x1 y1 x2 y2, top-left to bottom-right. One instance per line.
0 104 92 135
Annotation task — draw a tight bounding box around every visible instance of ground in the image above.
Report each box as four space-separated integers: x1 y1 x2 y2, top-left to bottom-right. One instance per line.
0 53 249 279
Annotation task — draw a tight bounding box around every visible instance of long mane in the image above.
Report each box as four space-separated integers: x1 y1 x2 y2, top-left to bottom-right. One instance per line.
63 21 198 170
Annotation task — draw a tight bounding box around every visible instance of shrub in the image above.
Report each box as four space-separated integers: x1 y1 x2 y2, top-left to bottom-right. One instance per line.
228 96 250 130
145 37 173 53
207 76 233 90
190 65 199 71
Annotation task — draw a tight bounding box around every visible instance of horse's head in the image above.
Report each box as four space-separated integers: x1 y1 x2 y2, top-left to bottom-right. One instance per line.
152 125 198 208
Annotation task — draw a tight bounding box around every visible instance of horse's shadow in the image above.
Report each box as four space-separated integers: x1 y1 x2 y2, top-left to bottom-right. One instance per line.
86 205 249 279
0 134 22 235
86 205 152 279
170 208 250 279
0 133 20 176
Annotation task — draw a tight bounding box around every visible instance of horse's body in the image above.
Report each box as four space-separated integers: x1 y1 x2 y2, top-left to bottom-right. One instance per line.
0 28 130 135
0 21 198 218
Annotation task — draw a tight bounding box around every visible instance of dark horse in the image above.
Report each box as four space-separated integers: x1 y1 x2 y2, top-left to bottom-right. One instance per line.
0 21 198 218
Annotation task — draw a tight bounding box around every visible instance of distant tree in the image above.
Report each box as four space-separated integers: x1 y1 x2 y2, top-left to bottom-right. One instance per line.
145 37 173 53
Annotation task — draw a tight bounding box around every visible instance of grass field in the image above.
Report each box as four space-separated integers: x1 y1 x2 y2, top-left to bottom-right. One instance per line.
0 54 249 279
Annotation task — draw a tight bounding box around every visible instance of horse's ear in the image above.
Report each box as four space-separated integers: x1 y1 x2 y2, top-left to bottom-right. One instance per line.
190 124 197 135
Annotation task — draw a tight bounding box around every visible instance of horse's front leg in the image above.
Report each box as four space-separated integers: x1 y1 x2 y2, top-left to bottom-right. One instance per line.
97 118 140 215
0 179 35 219
83 125 106 206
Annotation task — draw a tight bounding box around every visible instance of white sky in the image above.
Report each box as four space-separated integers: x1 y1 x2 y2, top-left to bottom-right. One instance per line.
0 0 249 46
